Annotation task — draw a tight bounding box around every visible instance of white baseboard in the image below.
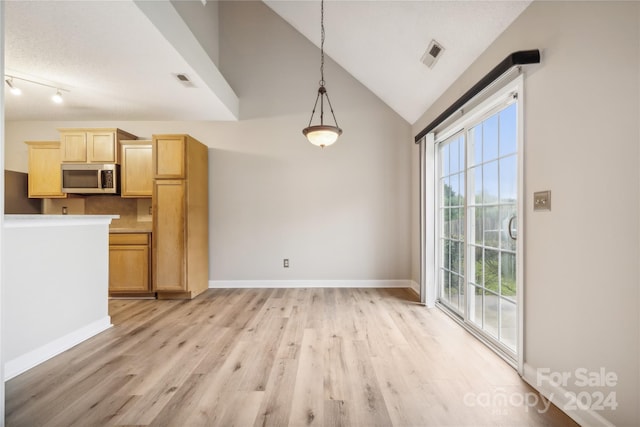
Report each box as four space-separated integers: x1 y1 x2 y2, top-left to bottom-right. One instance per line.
209 279 417 289
4 316 112 382
522 363 615 427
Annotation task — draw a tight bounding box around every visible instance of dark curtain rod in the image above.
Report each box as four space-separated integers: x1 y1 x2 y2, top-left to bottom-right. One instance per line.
414 49 540 143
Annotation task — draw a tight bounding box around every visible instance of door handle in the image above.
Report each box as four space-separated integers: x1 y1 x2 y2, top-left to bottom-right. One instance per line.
507 215 517 240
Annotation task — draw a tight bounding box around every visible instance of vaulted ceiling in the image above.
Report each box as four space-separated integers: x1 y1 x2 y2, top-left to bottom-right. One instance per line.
3 0 531 124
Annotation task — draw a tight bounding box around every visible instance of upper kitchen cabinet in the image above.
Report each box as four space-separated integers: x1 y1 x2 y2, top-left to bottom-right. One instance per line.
121 140 152 198
153 135 186 179
59 128 137 164
25 141 66 198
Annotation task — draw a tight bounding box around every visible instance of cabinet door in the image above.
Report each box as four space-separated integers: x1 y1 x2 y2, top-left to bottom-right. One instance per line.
121 143 152 197
109 244 150 292
153 180 186 291
88 131 117 163
27 142 66 198
60 132 87 162
154 136 185 178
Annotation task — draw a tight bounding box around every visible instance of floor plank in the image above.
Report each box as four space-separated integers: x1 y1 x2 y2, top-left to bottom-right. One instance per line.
5 288 579 427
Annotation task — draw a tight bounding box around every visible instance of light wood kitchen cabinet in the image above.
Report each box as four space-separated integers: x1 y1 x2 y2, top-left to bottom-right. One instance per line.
59 128 137 164
25 141 67 198
153 135 186 179
121 140 152 198
152 134 208 299
109 232 152 296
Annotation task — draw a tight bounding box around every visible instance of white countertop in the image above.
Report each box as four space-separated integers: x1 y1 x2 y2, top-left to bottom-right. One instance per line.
4 214 119 228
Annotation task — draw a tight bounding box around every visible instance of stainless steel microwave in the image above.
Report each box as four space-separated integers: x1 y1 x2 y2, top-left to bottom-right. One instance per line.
61 163 120 194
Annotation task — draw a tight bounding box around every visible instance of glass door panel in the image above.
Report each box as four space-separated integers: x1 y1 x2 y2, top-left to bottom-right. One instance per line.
437 100 519 360
466 101 518 354
438 133 465 315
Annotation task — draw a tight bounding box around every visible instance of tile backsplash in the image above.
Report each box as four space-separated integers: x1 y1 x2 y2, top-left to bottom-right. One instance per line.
43 196 152 227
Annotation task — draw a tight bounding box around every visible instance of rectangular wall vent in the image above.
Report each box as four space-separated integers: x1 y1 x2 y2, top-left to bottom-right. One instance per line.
421 40 445 69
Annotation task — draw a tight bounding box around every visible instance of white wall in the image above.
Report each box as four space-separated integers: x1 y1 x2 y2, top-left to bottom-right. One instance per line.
2 217 112 380
412 2 639 425
5 1 412 285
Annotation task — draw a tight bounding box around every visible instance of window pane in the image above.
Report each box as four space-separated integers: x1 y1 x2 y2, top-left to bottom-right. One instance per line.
474 246 483 286
459 136 466 170
450 240 460 274
484 290 499 338
499 155 517 203
441 143 450 176
484 249 499 292
450 274 460 310
458 172 465 205
470 166 482 205
443 239 451 270
483 115 499 161
443 176 451 206
449 174 459 206
469 284 483 326
442 270 450 300
458 241 465 279
471 125 482 165
471 207 483 245
483 206 499 248
483 160 499 204
443 208 450 238
500 298 517 351
501 252 516 299
450 137 460 173
458 207 465 240
499 103 517 157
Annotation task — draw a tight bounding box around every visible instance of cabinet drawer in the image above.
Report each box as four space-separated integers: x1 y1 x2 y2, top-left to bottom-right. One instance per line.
109 233 150 245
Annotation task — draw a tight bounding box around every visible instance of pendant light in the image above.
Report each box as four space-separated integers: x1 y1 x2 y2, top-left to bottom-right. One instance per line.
302 0 342 148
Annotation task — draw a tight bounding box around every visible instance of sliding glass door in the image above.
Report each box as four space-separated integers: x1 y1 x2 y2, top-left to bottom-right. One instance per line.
436 96 520 361
438 132 465 316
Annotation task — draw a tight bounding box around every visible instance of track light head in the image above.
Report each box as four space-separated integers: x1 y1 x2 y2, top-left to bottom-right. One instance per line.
5 78 22 96
52 90 63 104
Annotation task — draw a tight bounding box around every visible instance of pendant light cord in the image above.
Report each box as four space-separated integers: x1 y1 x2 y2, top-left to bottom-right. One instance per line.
320 0 325 86
304 0 341 131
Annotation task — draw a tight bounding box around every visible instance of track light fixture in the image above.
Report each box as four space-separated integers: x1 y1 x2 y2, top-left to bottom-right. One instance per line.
5 78 22 96
4 74 69 105
302 0 342 148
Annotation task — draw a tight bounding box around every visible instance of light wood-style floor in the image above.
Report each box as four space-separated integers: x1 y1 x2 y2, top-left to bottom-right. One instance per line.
6 288 578 426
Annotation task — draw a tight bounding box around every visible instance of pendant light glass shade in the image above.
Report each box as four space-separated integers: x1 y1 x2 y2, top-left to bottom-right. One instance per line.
303 125 342 148
302 0 342 148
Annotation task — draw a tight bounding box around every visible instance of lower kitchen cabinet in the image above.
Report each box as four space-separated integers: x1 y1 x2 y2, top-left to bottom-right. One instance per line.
109 232 153 297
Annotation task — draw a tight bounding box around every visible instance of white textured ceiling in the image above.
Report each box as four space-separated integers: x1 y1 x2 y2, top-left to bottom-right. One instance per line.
265 0 531 123
4 0 237 121
3 0 531 124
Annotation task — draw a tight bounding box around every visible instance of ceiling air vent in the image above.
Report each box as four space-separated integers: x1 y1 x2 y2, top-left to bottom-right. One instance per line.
174 73 195 88
421 40 445 69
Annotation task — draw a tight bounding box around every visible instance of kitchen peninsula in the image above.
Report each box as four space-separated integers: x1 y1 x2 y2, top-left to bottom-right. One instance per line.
2 214 116 379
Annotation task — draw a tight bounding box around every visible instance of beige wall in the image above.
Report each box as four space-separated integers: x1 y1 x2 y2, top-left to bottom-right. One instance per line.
5 1 412 284
412 1 639 425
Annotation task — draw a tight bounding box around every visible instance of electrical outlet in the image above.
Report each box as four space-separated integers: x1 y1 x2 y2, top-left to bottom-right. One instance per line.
283 259 289 268
62 206 68 215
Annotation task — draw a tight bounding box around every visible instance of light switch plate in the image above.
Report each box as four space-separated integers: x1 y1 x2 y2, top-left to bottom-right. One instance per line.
534 190 551 211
